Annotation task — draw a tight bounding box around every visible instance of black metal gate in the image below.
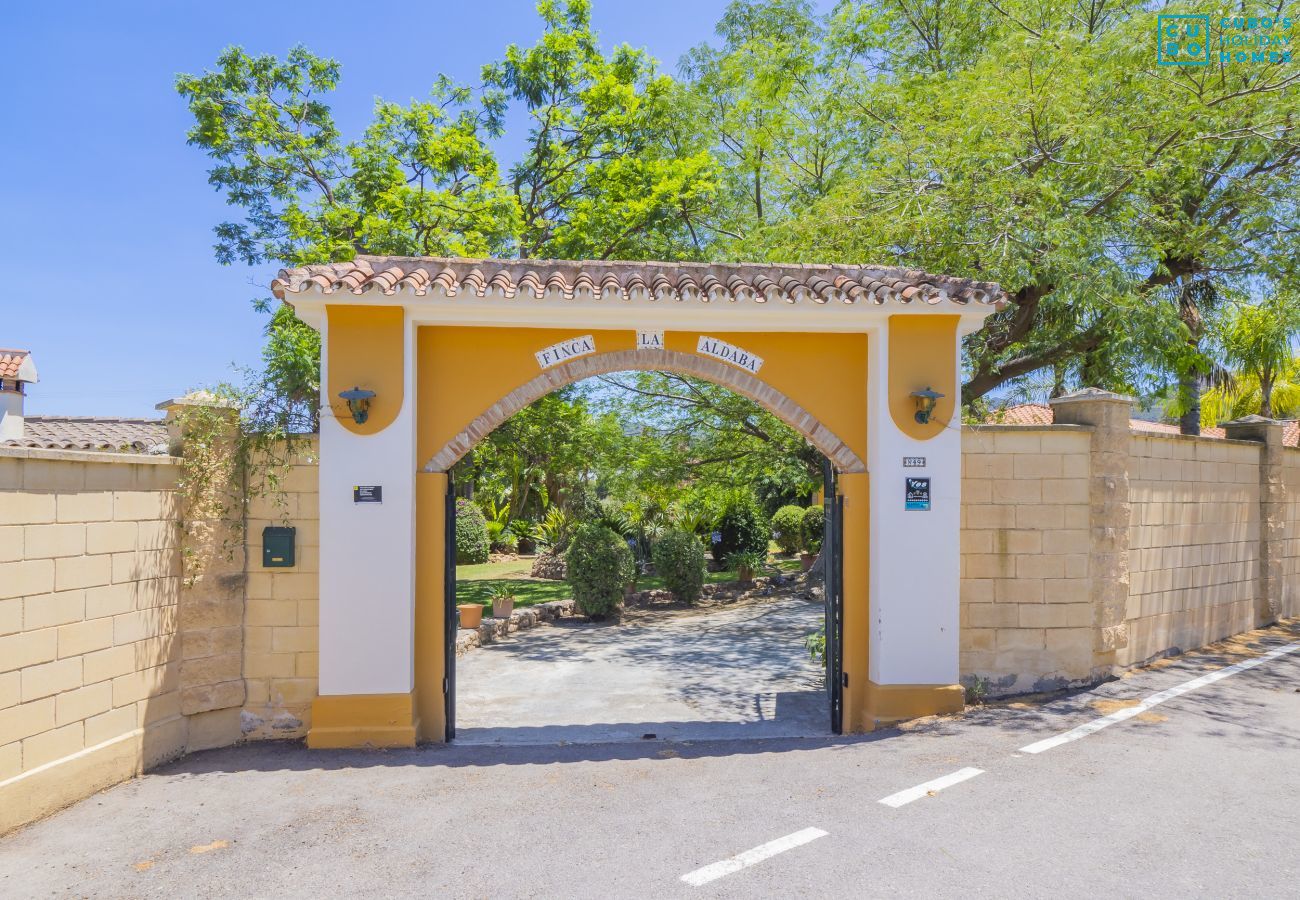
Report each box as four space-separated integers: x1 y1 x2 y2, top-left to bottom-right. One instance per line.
822 459 844 735
444 476 457 741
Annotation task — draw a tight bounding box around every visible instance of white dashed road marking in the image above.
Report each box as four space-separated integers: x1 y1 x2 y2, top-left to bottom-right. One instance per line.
1019 640 1300 755
680 827 828 886
878 767 985 808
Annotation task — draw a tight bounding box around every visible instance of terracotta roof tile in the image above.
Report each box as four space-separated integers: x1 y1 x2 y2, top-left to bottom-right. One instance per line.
991 403 1054 426
271 255 1008 308
985 404 1300 444
0 348 36 381
2 416 169 454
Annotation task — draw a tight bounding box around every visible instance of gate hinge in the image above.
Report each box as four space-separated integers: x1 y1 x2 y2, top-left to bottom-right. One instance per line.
442 677 448 693
842 672 849 688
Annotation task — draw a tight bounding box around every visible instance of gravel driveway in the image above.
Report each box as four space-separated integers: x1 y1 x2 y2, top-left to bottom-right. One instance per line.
456 595 829 743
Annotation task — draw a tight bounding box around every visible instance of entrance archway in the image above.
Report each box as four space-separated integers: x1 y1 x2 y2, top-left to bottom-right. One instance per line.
423 348 866 474
272 255 1005 748
433 360 851 743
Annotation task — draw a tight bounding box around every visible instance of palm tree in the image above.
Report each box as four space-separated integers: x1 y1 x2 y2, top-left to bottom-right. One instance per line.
1212 291 1300 420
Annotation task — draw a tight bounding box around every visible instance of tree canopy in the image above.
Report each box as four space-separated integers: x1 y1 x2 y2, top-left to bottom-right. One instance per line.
179 0 1300 431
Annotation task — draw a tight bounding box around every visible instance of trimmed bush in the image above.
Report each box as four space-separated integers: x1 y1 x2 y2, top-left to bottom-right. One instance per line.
565 524 635 618
714 494 770 562
652 529 707 604
802 504 825 553
455 499 491 564
771 505 807 554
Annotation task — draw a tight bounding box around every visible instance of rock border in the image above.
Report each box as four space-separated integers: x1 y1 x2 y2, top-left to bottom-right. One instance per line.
455 599 576 656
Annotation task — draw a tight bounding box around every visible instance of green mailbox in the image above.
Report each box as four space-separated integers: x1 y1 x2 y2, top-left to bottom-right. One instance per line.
262 526 296 568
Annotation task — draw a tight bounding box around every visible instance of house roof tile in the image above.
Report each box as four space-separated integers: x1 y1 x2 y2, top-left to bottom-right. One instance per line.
272 255 1008 308
2 416 169 454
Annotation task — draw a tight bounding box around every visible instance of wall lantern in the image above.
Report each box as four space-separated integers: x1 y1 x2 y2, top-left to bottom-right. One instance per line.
910 386 944 425
338 387 376 425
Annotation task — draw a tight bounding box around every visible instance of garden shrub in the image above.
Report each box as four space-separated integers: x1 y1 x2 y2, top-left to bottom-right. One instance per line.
771 505 807 554
565 523 635 618
802 504 825 553
652 529 706 604
455 499 491 564
714 494 770 562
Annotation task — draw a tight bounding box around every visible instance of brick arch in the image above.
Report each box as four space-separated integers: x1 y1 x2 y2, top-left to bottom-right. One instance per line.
421 348 866 474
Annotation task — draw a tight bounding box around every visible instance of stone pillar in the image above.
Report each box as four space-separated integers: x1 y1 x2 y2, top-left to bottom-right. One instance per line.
156 393 247 750
1222 415 1287 626
1049 388 1133 673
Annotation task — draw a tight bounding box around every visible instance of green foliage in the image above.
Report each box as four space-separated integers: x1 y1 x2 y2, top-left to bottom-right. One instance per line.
178 3 717 421
735 2 1300 403
805 625 825 667
714 493 770 562
651 529 707 604
725 550 764 579
509 519 539 554
455 499 491 564
565 523 635 617
456 390 611 524
771 505 806 554
594 371 821 507
538 506 574 551
1217 293 1300 419
801 504 824 553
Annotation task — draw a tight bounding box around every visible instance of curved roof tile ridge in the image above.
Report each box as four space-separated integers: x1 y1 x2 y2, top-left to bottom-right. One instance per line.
271 255 1008 308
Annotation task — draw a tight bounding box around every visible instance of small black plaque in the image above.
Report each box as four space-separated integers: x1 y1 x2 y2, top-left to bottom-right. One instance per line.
905 477 931 511
903 456 926 468
354 485 383 503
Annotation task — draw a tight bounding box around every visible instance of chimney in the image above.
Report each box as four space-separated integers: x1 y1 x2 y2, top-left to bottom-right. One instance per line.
0 349 38 441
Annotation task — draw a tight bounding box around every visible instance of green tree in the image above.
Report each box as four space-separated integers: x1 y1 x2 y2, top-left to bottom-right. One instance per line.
177 1 717 420
485 0 716 258
1216 292 1300 419
751 1 1300 404
679 0 856 245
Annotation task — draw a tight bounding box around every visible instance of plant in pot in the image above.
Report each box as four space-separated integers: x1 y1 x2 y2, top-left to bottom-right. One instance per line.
490 588 515 620
727 550 764 584
457 601 484 629
800 504 825 571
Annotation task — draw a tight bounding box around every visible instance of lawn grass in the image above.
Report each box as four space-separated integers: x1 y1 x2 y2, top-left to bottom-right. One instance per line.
456 556 565 607
455 554 802 607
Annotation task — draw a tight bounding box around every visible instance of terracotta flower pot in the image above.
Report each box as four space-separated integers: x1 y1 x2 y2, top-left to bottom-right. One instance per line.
457 604 483 629
736 566 755 583
491 597 514 619
800 552 817 572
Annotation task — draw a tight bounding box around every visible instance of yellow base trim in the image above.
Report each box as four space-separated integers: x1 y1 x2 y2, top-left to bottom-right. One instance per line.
306 693 418 749
864 681 965 728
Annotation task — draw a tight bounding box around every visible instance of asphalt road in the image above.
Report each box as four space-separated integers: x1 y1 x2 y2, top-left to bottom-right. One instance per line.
1 621 1297 899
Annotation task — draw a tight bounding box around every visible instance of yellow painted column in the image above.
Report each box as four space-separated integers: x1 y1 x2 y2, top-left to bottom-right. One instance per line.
839 472 870 733
414 471 448 743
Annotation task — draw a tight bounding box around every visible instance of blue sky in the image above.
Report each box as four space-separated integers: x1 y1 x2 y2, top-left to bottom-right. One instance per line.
1 0 831 418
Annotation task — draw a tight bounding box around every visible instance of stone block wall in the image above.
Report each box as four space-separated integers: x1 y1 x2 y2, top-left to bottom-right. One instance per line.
1123 435 1261 666
959 427 1094 694
240 438 320 741
1282 449 1300 619
0 448 187 834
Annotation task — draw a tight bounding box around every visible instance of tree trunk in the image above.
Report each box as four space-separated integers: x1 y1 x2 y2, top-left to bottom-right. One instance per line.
1177 279 1207 435
1178 374 1202 435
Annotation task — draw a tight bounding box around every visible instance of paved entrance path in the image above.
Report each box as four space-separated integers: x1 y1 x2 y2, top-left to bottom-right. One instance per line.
2 622 1297 898
456 596 828 744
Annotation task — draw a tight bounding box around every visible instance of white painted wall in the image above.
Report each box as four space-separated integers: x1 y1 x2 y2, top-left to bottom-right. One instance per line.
316 317 418 696
0 391 23 442
866 321 970 686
